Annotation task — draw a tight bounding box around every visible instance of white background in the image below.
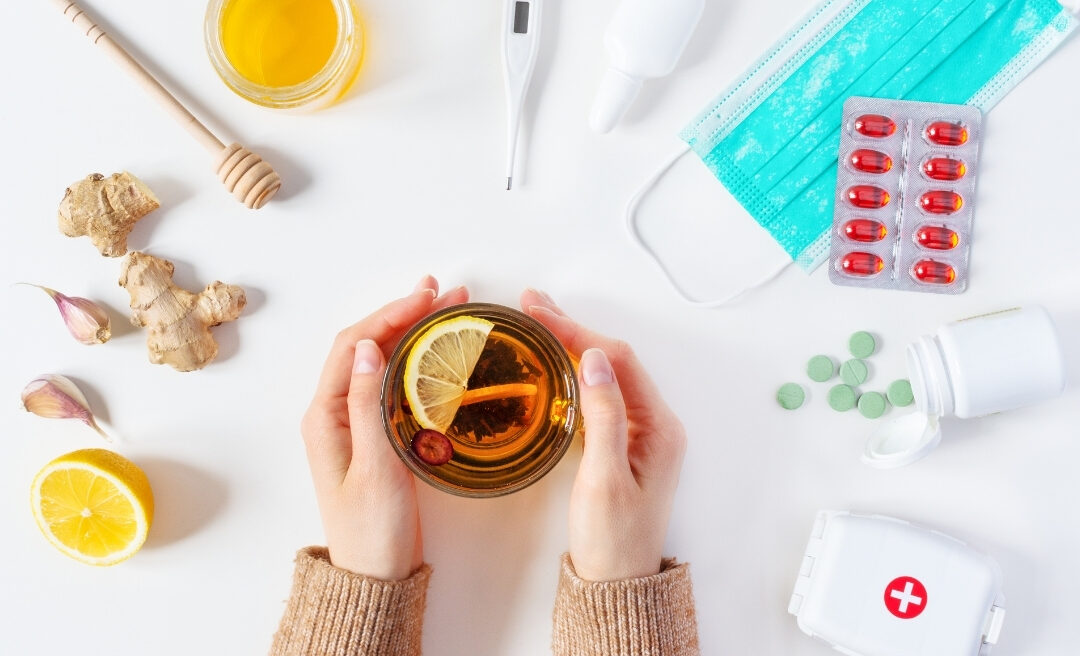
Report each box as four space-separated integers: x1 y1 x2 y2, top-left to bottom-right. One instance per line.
1 0 1078 654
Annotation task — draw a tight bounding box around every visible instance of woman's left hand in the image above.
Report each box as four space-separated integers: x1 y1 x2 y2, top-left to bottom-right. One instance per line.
300 275 468 580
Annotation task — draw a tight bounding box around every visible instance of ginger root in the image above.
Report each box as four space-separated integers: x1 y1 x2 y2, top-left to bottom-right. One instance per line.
119 252 246 372
59 172 159 257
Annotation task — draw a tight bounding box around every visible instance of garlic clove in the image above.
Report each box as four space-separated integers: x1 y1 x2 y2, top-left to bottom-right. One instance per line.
27 284 112 345
21 374 111 441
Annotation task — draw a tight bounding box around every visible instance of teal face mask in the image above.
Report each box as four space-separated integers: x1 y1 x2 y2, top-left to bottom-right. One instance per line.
680 0 1078 273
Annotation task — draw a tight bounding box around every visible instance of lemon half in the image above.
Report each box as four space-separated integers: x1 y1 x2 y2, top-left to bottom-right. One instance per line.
31 448 154 566
403 316 494 432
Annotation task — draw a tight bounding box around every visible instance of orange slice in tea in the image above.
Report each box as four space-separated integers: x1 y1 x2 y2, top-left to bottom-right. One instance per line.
403 315 494 432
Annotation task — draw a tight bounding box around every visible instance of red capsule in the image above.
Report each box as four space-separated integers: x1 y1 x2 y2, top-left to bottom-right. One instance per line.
847 185 891 209
854 114 897 138
915 225 960 250
411 429 454 465
922 157 967 181
843 218 888 243
840 252 885 276
925 121 968 146
920 190 963 214
912 259 957 285
850 149 893 174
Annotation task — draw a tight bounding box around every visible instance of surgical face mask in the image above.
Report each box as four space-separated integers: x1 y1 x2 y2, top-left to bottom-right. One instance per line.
628 0 1079 306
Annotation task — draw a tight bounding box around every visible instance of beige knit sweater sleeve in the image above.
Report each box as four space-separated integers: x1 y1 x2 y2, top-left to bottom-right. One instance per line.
552 553 701 656
270 547 431 656
271 548 700 656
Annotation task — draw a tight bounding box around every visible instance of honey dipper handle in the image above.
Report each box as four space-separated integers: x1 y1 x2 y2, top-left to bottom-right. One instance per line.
52 0 225 154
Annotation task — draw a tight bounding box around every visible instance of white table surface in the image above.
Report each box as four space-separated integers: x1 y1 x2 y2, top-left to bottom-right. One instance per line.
2 1 1079 654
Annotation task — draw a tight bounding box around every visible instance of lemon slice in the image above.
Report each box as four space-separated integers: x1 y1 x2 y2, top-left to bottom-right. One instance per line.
31 448 154 566
404 316 494 431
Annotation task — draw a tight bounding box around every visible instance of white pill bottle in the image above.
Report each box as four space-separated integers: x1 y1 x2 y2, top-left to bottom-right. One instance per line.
907 306 1066 418
864 306 1067 468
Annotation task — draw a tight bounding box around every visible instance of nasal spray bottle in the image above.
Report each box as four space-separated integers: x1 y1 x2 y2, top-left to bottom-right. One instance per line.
590 0 705 133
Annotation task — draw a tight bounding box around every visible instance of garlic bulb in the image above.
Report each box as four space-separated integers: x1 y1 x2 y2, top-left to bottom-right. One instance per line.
21 375 110 441
27 285 111 345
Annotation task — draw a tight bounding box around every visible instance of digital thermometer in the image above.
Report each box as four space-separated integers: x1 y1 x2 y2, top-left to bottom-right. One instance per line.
502 0 542 190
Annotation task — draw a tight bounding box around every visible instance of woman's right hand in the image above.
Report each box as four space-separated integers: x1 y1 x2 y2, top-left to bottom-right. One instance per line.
521 290 688 581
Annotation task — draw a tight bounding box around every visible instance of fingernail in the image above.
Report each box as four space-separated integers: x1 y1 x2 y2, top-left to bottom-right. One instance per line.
414 275 437 296
581 348 614 386
528 305 558 318
353 339 382 374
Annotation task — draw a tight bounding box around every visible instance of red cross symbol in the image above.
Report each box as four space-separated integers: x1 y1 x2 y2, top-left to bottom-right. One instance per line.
884 576 927 619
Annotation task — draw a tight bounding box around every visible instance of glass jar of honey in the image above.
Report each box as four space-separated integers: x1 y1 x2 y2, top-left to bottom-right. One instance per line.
204 0 364 109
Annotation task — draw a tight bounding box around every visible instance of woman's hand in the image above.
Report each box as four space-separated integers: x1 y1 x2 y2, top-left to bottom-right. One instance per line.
301 275 468 580
522 289 687 581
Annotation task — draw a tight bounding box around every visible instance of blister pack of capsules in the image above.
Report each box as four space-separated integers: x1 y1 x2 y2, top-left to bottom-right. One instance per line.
829 97 982 294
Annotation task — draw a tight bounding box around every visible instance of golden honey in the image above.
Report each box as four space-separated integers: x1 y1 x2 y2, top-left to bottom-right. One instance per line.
205 0 364 109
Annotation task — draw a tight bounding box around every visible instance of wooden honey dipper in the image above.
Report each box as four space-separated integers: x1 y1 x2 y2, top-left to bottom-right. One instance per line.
52 0 281 209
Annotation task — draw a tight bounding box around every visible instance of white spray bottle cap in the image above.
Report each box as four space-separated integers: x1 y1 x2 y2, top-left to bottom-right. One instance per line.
590 68 644 133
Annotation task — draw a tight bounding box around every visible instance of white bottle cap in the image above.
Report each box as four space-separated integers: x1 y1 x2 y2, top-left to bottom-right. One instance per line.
862 412 942 468
590 68 644 133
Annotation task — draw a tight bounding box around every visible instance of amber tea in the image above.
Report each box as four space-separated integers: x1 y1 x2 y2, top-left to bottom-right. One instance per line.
382 303 579 497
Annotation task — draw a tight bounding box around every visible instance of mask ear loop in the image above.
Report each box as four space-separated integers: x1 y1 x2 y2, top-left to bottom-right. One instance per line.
625 144 793 308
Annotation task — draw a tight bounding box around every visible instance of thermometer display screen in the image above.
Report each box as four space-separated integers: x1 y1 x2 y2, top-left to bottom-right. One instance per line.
513 1 530 33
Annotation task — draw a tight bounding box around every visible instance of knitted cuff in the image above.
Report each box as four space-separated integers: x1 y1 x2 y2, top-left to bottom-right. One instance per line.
270 546 431 656
552 553 700 656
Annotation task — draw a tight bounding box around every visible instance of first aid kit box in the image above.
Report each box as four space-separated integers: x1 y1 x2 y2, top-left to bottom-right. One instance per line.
789 511 1005 656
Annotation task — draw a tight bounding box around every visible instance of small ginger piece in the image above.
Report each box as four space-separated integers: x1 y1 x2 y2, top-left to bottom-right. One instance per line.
59 172 159 257
119 252 246 372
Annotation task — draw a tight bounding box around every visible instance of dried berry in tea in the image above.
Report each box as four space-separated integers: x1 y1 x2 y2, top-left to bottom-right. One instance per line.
411 429 454 465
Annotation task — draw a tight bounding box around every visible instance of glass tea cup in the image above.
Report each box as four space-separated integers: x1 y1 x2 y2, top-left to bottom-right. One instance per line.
381 303 579 498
